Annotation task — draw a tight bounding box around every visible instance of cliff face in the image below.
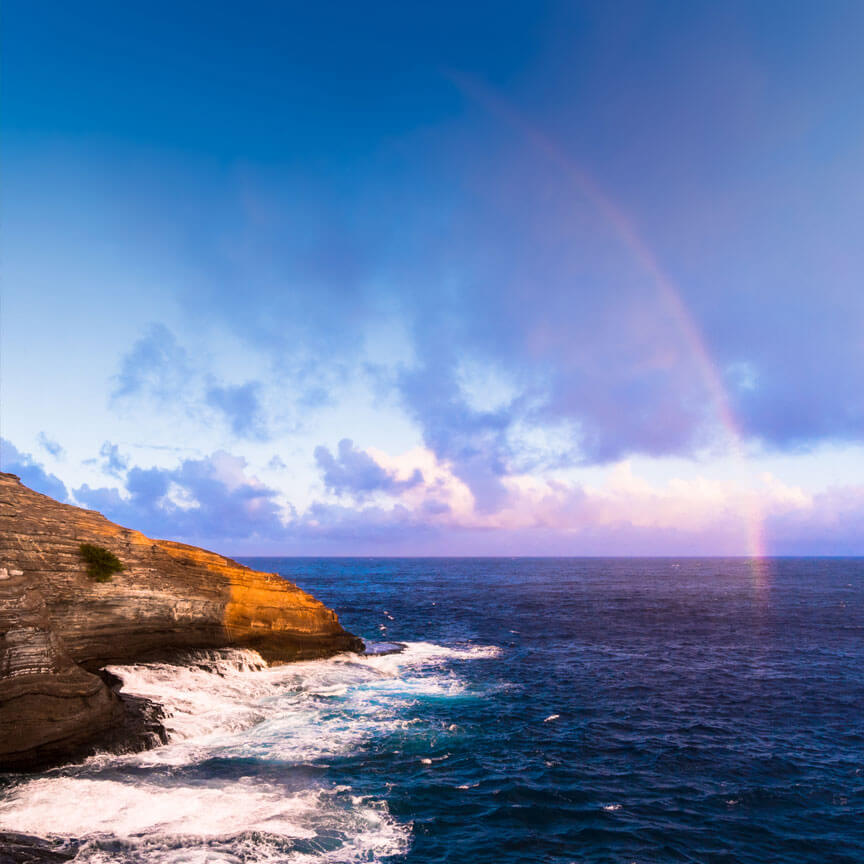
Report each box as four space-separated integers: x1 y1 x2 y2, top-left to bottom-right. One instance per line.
0 472 362 770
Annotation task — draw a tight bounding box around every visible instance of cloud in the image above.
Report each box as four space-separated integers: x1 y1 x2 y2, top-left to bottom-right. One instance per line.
396 362 513 511
98 441 129 477
5 435 864 555
287 500 439 550
296 448 864 556
37 432 65 458
74 450 288 544
314 438 422 499
205 381 267 440
765 484 864 556
152 55 864 510
145 154 721 513
111 323 192 404
0 439 69 502
111 325 271 441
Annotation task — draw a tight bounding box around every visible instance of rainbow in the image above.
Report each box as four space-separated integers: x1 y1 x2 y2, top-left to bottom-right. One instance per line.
452 73 768 563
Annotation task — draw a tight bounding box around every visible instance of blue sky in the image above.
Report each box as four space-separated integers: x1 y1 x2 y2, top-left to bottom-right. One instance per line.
3 1 864 554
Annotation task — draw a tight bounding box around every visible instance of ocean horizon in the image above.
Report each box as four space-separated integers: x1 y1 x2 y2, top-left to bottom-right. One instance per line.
2 556 861 863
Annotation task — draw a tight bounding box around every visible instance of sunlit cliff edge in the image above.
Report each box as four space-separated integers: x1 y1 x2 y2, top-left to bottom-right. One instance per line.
0 472 363 771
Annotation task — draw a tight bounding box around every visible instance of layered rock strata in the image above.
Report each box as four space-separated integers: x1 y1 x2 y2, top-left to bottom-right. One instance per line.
0 472 362 770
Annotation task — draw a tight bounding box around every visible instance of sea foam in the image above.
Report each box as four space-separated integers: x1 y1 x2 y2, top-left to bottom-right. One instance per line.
0 640 499 862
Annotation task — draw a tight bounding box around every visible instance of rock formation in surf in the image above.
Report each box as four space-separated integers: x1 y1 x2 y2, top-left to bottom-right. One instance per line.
0 472 362 771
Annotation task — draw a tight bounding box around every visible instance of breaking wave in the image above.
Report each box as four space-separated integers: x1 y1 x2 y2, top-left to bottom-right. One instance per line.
0 641 499 862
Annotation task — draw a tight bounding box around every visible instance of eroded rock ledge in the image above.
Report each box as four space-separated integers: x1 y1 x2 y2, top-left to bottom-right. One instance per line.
0 472 362 771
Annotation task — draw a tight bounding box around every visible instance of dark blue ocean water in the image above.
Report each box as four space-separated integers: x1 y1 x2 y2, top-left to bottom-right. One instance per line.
249 557 864 864
1 558 862 863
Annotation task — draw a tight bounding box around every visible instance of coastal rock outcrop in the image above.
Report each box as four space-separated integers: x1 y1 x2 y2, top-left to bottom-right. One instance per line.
0 472 362 770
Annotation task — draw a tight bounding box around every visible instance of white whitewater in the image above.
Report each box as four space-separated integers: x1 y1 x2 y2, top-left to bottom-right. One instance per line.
0 642 499 863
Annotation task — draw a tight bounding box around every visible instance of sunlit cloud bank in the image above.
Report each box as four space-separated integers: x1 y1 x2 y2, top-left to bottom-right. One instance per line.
3 438 860 556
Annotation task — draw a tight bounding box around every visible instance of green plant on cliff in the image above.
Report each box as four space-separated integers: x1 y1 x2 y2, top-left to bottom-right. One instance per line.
78 543 124 583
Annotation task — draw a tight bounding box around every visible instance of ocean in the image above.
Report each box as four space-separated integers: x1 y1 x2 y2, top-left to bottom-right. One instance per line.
1 558 862 863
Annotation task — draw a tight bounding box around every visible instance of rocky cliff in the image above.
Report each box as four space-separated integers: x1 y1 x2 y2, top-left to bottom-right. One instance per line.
0 472 362 771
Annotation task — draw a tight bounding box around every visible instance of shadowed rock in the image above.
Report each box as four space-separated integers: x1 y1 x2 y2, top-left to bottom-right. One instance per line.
0 832 78 863
0 472 362 771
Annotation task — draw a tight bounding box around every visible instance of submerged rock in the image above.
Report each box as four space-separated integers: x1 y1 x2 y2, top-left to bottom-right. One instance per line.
0 472 363 771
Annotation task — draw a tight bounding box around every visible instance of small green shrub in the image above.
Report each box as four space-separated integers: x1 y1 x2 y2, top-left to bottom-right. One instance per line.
79 543 123 583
